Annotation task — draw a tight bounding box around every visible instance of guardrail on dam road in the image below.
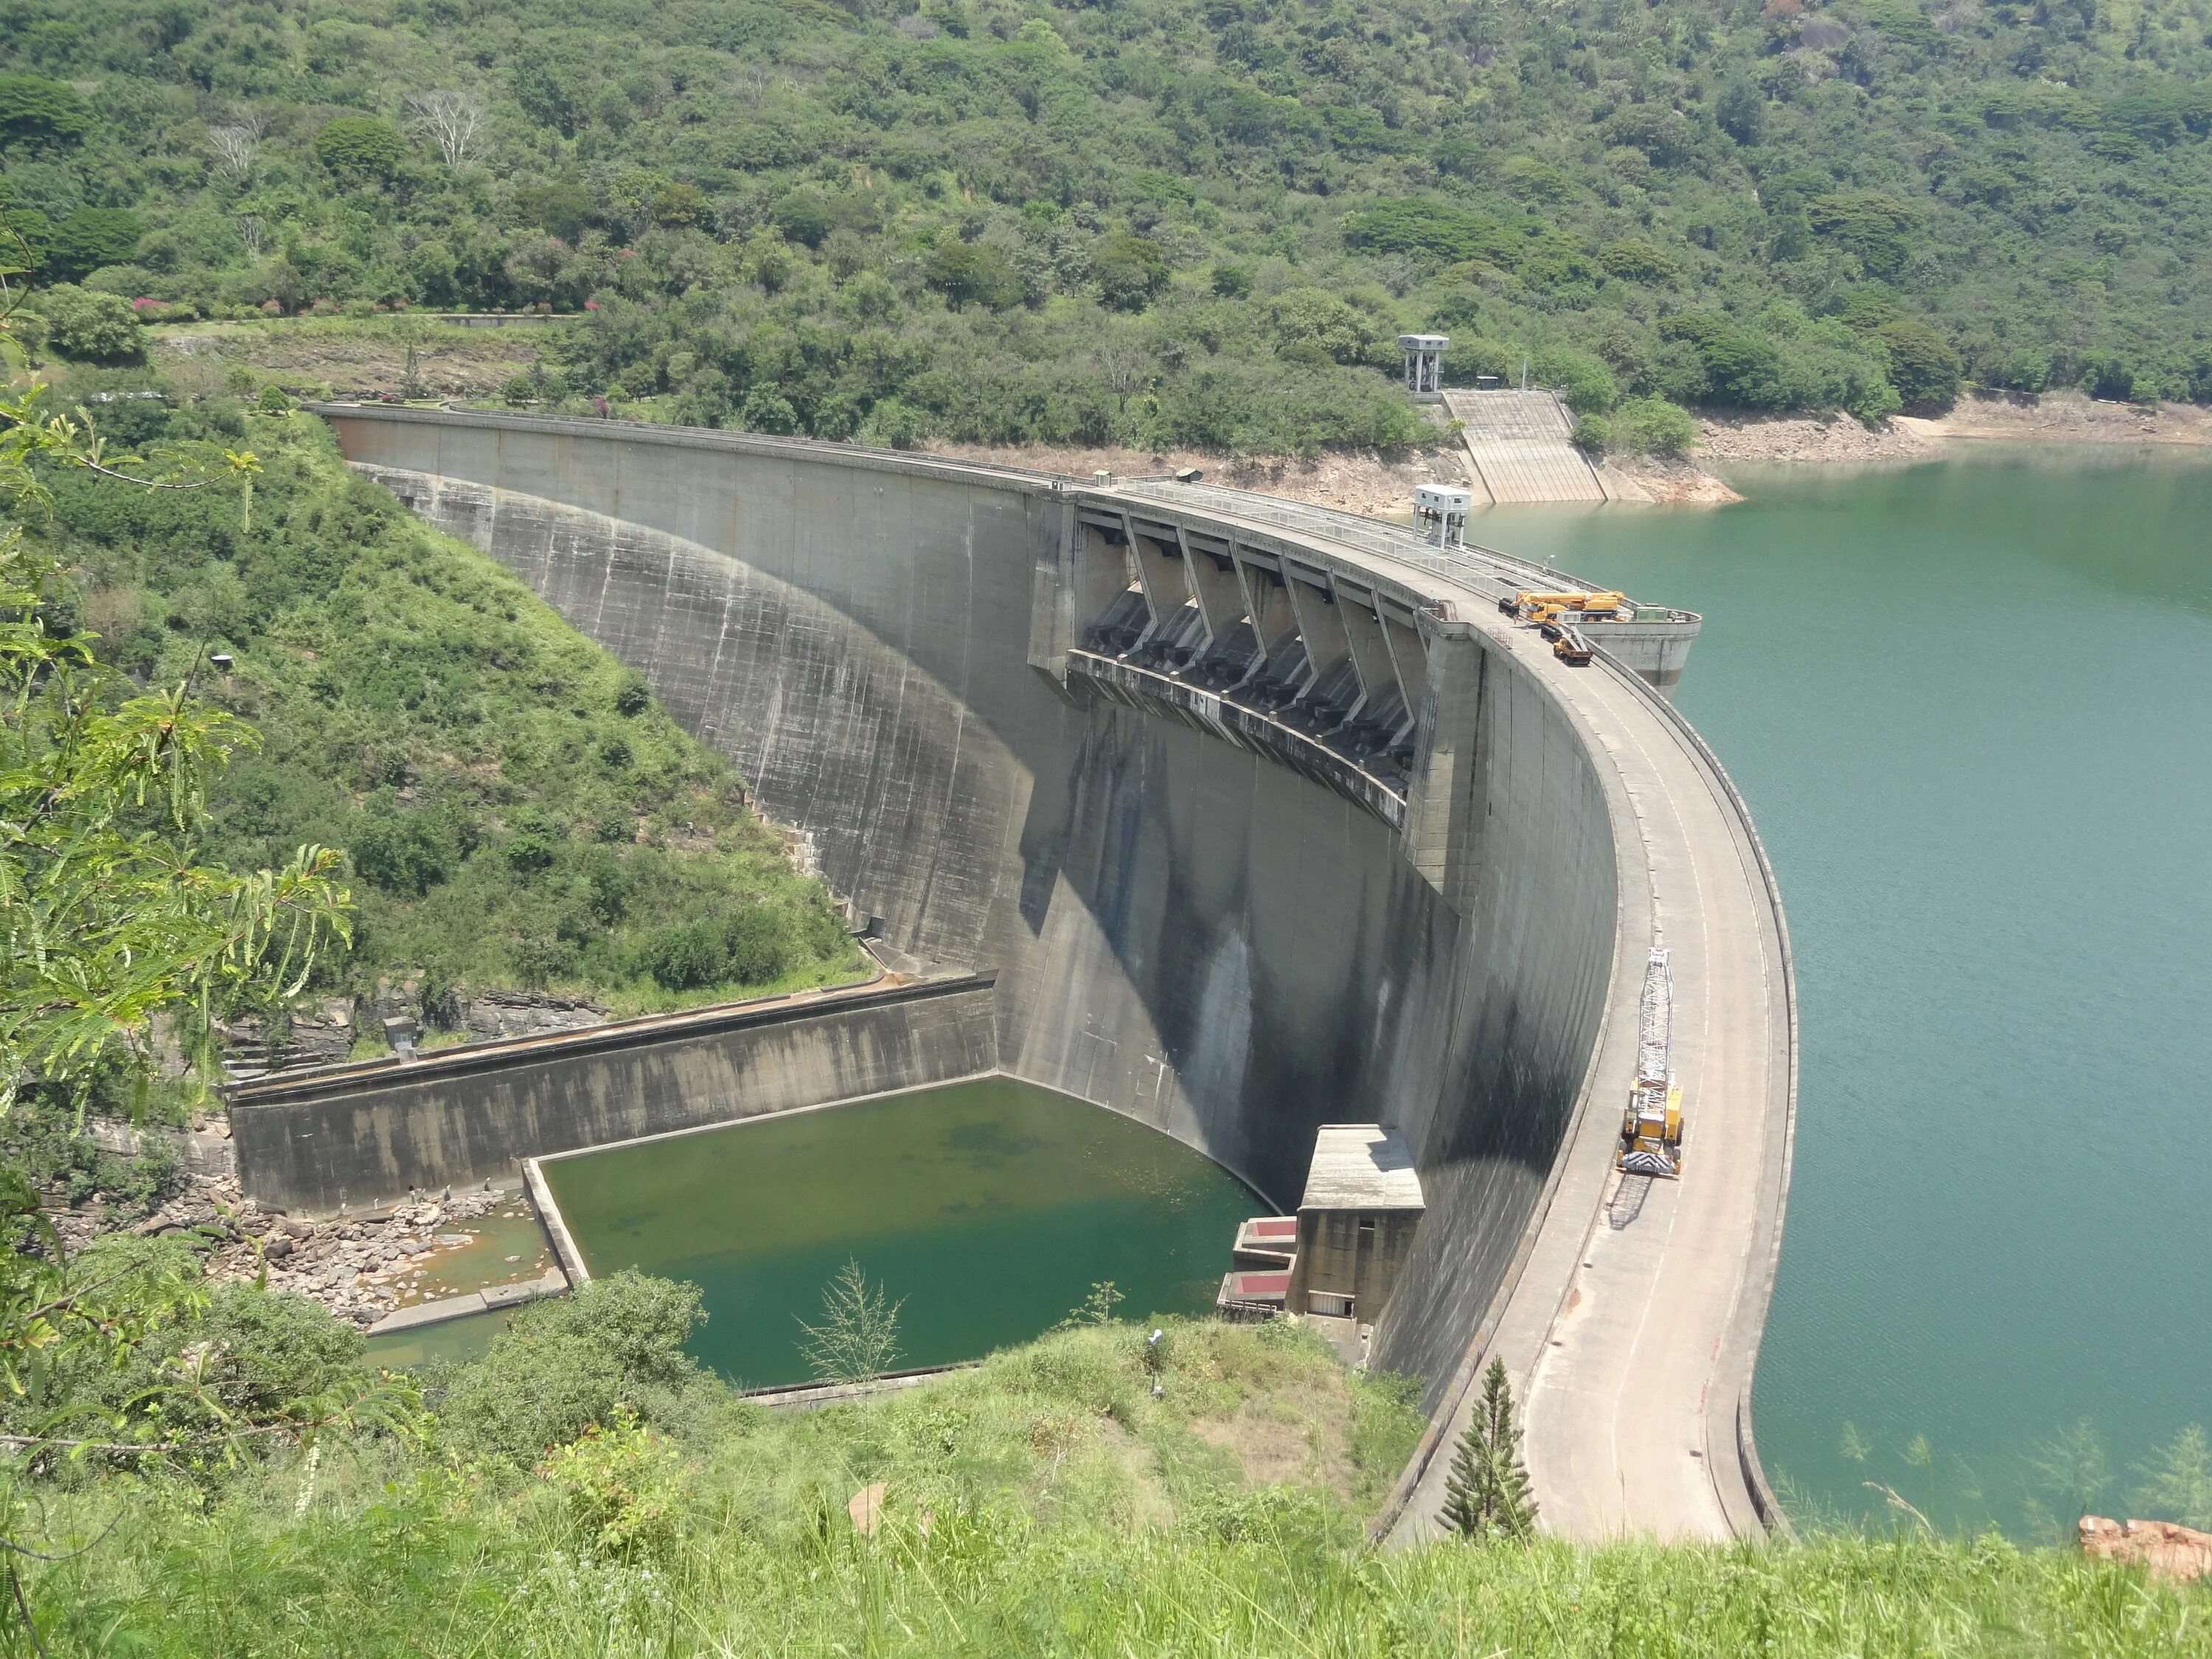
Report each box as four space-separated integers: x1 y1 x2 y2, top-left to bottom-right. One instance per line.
302 404 1797 1544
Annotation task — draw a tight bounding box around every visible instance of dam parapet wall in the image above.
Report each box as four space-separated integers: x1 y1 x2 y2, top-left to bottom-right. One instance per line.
308 406 1790 1542
231 974 999 1214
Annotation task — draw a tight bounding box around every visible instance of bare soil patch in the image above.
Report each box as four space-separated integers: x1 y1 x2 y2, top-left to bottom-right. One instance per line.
152 320 540 401
1695 411 1936 465
1607 453 1744 504
1912 389 2212 448
1186 1374 1359 1498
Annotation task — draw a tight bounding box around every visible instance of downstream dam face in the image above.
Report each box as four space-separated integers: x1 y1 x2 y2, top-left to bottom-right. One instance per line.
297 410 1791 1531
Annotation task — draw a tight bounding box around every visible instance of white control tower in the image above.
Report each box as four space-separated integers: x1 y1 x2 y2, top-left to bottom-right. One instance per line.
1397 333 1447 396
1413 483 1472 548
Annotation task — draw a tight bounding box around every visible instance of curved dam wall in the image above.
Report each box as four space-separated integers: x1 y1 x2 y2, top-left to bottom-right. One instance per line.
315 410 1618 1395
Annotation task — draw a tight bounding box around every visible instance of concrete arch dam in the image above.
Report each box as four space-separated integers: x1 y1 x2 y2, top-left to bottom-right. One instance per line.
303 406 1795 1543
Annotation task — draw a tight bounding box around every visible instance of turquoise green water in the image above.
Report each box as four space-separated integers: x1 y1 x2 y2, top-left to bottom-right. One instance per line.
539 1079 1263 1389
364 1307 509 1369
1482 448 2212 1537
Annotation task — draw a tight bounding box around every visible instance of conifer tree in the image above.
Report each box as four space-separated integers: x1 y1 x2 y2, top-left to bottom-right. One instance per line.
1442 1357 1538 1541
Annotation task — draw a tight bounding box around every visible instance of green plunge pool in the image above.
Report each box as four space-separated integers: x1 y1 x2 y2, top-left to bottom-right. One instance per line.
537 1078 1264 1388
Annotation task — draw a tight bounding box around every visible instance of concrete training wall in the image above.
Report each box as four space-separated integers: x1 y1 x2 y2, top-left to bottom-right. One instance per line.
310 411 1617 1400
232 976 998 1213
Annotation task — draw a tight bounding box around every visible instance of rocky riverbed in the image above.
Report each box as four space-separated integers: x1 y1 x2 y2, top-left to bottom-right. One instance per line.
58 1169 541 1330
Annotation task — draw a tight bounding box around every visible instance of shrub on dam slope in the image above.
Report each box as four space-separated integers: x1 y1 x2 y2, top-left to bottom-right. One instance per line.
29 375 865 1032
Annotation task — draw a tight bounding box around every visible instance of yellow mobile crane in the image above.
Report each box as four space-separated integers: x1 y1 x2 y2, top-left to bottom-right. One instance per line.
1619 947 1685 1177
1498 588 1629 625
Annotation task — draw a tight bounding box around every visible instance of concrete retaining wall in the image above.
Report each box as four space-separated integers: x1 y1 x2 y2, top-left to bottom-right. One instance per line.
317 411 1617 1399
231 975 999 1213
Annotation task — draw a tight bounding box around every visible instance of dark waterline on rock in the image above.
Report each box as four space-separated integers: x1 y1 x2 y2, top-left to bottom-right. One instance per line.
535 1079 1264 1389
1480 446 2212 1536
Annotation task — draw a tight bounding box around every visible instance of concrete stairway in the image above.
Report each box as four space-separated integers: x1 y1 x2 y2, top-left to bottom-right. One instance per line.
1444 389 1610 504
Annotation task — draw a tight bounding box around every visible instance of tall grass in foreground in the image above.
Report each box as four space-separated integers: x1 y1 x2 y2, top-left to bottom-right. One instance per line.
15 1486 2208 1657
6 1320 2205 1655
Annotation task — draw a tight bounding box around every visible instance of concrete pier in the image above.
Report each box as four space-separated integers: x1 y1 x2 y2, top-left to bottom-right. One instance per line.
305 406 1794 1543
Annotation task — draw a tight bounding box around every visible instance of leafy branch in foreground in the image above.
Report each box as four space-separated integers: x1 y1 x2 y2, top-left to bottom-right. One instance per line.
0 531 352 1113
2 276 349 1113
0 277 389 1657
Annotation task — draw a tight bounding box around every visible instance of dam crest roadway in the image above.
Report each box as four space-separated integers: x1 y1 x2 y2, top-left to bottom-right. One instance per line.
304 405 1796 1544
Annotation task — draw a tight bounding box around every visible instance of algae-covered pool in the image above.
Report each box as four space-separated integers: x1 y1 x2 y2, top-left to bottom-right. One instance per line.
364 1306 510 1369
536 1078 1265 1388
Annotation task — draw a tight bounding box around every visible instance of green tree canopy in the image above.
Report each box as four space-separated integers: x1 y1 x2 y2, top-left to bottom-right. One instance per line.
46 208 142 282
313 116 408 185
1092 234 1170 312
0 74 90 150
1876 319 1964 413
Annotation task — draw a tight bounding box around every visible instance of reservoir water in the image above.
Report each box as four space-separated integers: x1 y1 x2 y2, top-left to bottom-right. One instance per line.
1486 448 2212 1535
537 1079 1261 1388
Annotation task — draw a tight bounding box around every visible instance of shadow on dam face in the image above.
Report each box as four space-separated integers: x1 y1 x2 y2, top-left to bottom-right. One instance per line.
296 410 1620 1405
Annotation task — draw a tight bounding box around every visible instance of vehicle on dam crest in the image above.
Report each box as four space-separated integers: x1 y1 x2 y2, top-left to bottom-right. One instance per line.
1620 947 1686 1178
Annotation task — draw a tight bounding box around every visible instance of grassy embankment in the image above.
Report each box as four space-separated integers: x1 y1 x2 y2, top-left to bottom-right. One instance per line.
7 1298 2202 1658
34 372 866 1043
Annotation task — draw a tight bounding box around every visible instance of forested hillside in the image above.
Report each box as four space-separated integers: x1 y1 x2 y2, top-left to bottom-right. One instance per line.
27 390 865 1038
6 0 2212 453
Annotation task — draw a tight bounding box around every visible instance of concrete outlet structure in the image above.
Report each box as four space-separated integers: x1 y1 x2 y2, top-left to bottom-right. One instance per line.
1285 1124 1425 1322
293 406 1795 1547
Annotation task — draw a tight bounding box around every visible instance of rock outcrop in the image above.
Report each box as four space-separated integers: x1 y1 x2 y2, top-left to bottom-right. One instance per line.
2079 1516 2212 1585
55 1167 530 1329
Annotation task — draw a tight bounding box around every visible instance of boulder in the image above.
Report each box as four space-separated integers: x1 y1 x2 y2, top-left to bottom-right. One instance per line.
2079 1516 2212 1585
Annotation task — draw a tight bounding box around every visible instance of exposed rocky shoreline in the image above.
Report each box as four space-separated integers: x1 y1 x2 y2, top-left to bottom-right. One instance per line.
56 1163 531 1330
1697 392 2212 468
1694 412 1934 465
936 391 2211 525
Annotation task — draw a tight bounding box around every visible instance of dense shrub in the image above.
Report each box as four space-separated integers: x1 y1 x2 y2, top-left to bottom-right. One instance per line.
631 906 800 992
36 285 142 362
1611 397 1700 458
425 1272 712 1464
349 806 465 897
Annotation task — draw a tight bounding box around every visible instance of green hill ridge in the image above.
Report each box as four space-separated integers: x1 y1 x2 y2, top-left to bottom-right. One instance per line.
7 0 2212 454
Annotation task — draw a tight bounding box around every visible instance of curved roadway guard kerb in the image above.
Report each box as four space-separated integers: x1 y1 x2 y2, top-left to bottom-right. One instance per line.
308 406 1796 1543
